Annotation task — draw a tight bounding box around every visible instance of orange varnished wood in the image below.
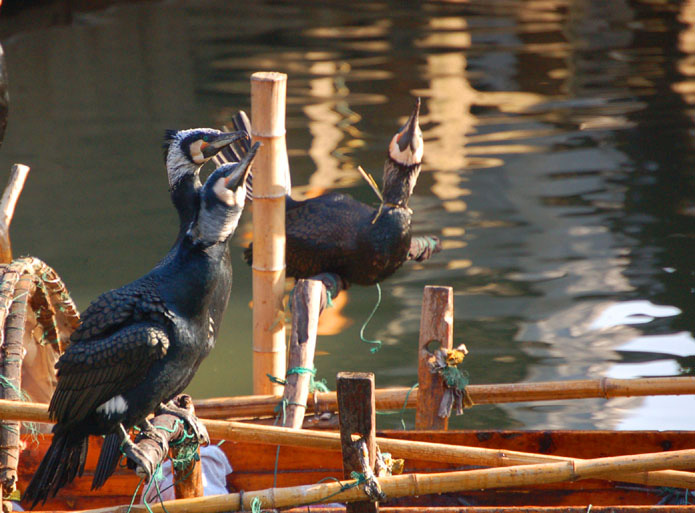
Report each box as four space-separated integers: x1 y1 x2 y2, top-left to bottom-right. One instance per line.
15 430 695 511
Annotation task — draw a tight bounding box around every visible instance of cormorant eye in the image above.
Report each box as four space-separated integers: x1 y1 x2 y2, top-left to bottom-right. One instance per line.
202 135 210 142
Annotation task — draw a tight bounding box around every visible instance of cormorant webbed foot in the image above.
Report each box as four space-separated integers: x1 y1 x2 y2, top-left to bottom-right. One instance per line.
155 394 210 446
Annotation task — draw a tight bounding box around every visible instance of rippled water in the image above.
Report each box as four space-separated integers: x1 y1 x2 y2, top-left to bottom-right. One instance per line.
1 0 694 430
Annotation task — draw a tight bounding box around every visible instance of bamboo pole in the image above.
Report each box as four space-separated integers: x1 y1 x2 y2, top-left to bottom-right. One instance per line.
194 375 695 419
283 279 322 428
250 72 288 396
0 272 32 513
415 286 453 430
0 164 30 264
4 399 694 489
337 372 378 513
72 448 695 513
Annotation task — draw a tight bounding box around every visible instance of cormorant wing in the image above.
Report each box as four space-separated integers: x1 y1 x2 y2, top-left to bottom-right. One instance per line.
70 277 170 343
284 193 376 277
49 322 169 426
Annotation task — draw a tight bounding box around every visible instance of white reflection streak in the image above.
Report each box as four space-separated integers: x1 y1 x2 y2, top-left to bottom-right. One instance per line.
303 61 346 192
416 18 474 212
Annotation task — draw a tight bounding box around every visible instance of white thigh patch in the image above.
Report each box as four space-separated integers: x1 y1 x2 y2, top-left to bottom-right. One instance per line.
96 395 128 416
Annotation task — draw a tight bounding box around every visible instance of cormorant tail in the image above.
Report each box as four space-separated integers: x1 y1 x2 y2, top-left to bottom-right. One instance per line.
92 432 121 490
22 431 88 509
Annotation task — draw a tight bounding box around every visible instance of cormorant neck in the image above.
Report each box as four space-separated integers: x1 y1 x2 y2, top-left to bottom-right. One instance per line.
170 172 202 239
381 158 421 208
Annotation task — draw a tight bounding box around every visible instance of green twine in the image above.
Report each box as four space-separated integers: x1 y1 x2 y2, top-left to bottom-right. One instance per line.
359 283 383 353
297 472 368 507
321 273 341 308
0 373 40 443
268 367 330 394
251 496 262 513
125 476 145 513
376 382 418 430
286 366 330 393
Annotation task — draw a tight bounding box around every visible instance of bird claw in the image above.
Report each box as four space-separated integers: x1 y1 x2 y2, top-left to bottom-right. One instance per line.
156 396 210 446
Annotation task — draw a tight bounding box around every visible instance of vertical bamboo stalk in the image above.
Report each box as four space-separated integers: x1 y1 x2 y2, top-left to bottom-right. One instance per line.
250 72 288 395
0 164 30 264
0 273 32 512
337 372 378 513
283 279 322 428
415 286 454 430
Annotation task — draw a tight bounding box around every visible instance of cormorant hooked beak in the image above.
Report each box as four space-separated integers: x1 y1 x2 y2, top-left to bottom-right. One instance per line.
224 141 261 190
202 131 249 159
396 98 421 153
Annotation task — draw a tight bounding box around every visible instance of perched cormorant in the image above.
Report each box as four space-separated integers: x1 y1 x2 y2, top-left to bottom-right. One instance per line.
23 143 259 508
229 99 437 286
162 128 249 348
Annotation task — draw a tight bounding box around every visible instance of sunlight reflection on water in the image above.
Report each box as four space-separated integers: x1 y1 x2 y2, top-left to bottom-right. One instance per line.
0 0 694 430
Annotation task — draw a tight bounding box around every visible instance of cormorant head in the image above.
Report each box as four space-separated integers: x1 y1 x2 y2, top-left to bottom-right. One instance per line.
382 99 424 208
388 98 423 168
163 128 249 188
189 142 261 245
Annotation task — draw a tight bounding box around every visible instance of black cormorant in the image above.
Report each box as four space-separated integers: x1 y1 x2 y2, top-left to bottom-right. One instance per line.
232 99 436 286
162 127 249 352
23 143 259 508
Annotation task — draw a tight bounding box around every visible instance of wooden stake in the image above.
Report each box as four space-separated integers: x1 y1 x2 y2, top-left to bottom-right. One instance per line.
250 72 288 396
337 372 378 513
415 286 453 430
283 279 322 428
68 448 695 513
194 375 695 419
170 396 204 500
0 164 29 264
2 399 694 489
283 273 344 428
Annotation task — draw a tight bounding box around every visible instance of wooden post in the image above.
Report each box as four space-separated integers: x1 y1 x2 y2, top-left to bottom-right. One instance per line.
0 165 30 264
171 396 204 500
282 279 321 428
337 372 379 513
283 273 345 428
415 286 454 430
250 72 288 395
131 396 204 500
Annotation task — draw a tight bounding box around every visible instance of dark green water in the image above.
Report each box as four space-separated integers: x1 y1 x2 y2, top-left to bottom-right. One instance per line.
1 0 694 430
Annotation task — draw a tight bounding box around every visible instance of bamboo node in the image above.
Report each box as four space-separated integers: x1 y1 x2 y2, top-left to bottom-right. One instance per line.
253 192 287 200
251 264 286 272
600 377 610 399
251 129 287 138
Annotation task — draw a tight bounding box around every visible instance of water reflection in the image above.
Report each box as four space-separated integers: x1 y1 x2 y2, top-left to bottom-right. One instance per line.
0 0 694 430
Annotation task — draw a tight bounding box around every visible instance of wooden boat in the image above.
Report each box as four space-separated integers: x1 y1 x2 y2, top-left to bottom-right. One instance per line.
15 428 695 512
